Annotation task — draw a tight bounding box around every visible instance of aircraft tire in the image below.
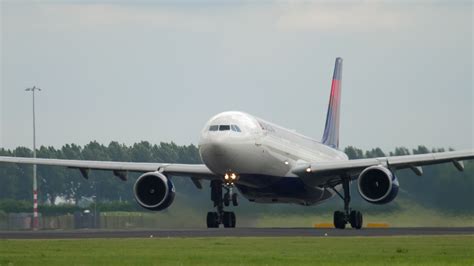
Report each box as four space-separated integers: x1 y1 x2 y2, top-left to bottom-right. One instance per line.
232 193 238 206
223 211 234 228
230 212 236 228
223 193 230 207
333 211 346 229
350 210 363 229
207 212 219 228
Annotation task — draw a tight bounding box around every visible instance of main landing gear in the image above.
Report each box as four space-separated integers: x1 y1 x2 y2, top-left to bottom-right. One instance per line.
207 180 239 228
330 176 363 229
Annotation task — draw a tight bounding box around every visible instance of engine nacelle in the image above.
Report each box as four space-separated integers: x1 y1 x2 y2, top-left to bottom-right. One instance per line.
133 171 175 211
357 165 399 204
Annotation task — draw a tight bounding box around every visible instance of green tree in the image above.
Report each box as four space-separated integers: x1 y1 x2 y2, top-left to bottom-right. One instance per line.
390 147 410 156
37 146 65 204
344 146 364 159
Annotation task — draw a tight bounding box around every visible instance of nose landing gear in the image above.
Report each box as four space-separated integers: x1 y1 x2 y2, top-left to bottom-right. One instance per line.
207 180 239 228
223 188 239 207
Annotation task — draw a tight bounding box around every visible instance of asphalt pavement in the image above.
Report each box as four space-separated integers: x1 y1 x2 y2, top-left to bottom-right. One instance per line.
0 227 473 239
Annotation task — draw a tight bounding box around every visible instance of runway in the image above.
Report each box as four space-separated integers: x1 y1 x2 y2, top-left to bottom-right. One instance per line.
1 227 473 239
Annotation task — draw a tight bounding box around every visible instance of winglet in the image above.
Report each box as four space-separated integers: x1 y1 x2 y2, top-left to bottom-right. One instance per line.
322 57 343 149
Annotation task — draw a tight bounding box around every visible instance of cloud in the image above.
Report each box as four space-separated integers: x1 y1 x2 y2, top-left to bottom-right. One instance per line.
61 4 218 32
274 2 411 32
3 2 221 32
3 1 417 34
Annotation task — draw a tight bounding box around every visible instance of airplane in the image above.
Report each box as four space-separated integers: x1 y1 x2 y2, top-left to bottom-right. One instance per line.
1 57 473 229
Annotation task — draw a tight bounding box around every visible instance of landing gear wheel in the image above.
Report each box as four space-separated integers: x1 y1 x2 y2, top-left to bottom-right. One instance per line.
207 212 219 228
329 176 364 230
230 212 236 227
223 212 236 228
208 180 239 228
350 210 363 229
333 211 346 229
223 193 230 207
232 193 238 206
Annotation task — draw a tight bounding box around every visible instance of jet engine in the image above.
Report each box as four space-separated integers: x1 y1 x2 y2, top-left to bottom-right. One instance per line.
357 165 399 204
133 171 175 211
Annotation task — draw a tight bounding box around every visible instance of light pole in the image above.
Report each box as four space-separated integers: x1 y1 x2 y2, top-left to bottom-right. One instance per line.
25 86 41 230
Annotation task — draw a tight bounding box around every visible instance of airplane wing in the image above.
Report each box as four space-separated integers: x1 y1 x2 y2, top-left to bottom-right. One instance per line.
0 156 217 182
292 150 474 187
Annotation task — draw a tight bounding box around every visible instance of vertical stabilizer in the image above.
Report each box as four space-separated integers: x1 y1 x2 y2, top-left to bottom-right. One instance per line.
322 57 343 149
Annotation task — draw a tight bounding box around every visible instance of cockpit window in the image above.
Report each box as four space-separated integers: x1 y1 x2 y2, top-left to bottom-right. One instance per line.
219 125 230 131
231 125 241 132
209 124 242 132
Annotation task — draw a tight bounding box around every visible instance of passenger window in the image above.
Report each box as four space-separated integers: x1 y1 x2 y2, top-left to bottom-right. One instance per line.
209 125 218 131
219 125 230 131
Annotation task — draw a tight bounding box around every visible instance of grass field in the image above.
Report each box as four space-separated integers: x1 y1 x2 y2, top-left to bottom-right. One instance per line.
1 236 473 265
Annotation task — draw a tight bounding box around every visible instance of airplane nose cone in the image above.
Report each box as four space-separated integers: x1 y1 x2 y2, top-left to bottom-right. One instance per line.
199 136 243 175
201 143 223 156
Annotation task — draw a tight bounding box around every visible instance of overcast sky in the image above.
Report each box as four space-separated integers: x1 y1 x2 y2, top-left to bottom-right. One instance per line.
1 1 472 153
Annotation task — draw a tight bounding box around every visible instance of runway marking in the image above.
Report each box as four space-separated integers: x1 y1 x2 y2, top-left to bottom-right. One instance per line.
366 223 390 228
314 223 334 228
314 223 390 228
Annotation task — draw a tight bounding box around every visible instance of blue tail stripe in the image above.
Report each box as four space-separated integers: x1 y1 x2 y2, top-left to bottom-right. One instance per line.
332 57 343 80
322 57 342 149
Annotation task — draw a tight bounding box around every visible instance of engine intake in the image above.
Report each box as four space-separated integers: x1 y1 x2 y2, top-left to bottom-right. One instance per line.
357 165 399 204
133 171 175 211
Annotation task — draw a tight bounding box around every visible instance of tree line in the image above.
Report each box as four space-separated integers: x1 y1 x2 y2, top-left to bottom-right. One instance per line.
0 142 472 213
0 141 201 204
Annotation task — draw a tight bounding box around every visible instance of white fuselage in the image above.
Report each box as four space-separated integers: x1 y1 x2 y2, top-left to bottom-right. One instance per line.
198 111 348 205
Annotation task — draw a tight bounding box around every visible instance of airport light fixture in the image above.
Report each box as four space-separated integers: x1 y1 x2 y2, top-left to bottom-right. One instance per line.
25 86 41 230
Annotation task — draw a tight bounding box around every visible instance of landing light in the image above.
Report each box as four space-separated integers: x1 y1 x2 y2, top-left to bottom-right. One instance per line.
284 161 289 165
224 171 239 185
306 167 312 173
